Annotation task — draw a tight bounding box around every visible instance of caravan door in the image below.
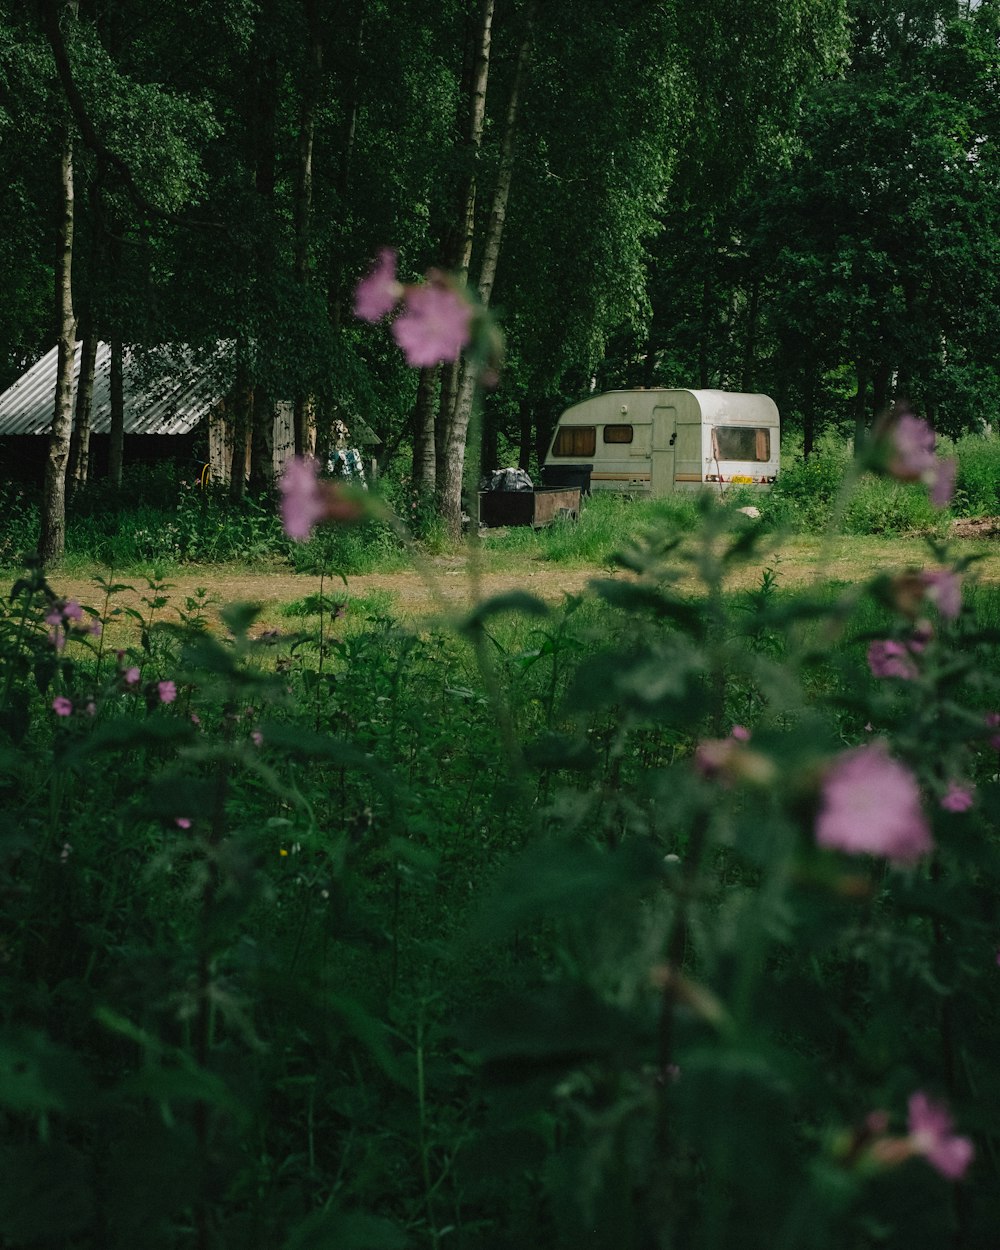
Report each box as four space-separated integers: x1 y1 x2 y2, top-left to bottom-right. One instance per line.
650 406 677 496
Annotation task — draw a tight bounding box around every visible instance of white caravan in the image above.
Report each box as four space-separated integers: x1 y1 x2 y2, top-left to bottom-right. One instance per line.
541 389 780 496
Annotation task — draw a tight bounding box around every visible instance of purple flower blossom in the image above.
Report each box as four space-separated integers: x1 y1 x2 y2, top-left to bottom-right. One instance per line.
815 740 933 865
124 667 141 687
886 412 955 507
158 680 177 704
354 248 402 322
940 781 974 813
694 726 773 785
889 413 937 480
867 639 919 681
175 817 192 830
392 279 473 367
921 569 962 621
52 696 73 717
930 458 956 508
907 1092 974 1180
279 456 328 541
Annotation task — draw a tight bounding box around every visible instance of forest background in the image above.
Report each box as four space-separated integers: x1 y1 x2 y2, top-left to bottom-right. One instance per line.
3 0 999 555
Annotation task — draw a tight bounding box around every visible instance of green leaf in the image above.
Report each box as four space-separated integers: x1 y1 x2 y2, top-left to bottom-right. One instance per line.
0 1029 95 1114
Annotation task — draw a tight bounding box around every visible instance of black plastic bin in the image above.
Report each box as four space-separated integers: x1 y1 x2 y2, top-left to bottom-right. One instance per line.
540 463 592 495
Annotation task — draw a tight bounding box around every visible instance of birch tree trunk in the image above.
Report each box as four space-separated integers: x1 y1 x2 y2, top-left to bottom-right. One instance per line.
412 364 440 497
68 321 97 487
438 2 533 534
39 128 77 565
433 0 493 505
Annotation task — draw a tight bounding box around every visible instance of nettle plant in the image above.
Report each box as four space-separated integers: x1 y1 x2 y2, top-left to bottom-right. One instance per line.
272 268 999 1247
0 251 997 1250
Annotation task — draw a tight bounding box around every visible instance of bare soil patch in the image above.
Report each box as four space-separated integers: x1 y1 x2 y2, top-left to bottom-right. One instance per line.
949 516 1000 539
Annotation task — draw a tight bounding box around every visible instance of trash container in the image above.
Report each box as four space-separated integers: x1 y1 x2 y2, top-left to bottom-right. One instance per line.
540 463 592 495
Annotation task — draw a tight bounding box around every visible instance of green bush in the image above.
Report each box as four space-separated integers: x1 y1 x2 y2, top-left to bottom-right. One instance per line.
952 433 1000 516
842 474 941 534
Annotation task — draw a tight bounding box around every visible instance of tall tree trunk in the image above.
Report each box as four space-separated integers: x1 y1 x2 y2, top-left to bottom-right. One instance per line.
698 273 712 388
439 2 533 534
328 3 364 332
292 0 323 458
517 399 533 472
852 358 870 455
108 335 125 487
412 365 440 496
871 360 891 423
740 278 761 392
248 48 277 480
230 349 253 501
68 319 97 487
39 125 77 565
435 0 494 496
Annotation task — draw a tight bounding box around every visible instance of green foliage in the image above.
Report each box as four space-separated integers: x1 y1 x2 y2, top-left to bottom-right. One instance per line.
1 471 999 1247
951 433 1000 517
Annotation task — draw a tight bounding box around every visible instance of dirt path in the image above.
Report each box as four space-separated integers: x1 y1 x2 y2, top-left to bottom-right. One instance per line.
43 519 1000 639
46 563 603 633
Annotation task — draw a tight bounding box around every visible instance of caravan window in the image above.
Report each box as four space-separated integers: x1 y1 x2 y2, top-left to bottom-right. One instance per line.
714 426 770 462
603 424 633 444
553 426 596 457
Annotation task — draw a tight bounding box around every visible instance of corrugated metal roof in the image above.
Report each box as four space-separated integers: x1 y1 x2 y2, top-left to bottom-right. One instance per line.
0 341 234 437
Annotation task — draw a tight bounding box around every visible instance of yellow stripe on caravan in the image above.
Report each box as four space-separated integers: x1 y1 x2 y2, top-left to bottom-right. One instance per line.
591 473 651 481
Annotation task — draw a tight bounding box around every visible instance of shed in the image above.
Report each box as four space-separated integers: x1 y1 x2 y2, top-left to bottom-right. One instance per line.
0 341 379 483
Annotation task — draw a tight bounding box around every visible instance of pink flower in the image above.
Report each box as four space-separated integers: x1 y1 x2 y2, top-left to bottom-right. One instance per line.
907 1092 974 1180
354 248 402 322
816 740 933 864
867 639 919 680
889 413 937 480
887 412 955 507
279 456 328 541
392 278 473 367
52 695 73 717
62 600 83 622
251 730 263 747
940 781 974 812
694 726 773 785
278 457 366 541
124 667 140 687
921 569 961 621
158 680 177 704
930 458 956 509
175 817 192 830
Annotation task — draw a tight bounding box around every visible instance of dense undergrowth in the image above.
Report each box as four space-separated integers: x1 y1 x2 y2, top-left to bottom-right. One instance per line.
1 481 999 1249
2 431 999 576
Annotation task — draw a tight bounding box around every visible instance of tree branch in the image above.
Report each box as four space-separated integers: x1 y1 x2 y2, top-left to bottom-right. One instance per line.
39 0 226 232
